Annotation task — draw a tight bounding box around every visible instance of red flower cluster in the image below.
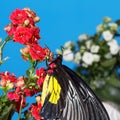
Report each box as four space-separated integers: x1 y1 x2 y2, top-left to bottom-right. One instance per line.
4 8 40 45
1 8 54 120
7 87 26 111
29 44 47 61
10 9 29 25
0 71 17 87
4 8 54 62
36 67 46 87
30 103 42 120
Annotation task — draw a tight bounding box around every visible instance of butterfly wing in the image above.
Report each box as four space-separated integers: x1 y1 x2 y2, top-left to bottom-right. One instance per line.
40 56 110 120
62 65 110 120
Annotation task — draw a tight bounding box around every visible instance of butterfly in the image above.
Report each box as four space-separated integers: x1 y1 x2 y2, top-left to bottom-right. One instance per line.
40 54 110 120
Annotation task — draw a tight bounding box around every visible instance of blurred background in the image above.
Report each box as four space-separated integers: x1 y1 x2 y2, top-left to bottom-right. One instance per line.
0 0 120 119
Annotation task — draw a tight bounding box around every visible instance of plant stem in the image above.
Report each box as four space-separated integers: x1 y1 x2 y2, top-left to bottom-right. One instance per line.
18 95 24 120
0 36 12 63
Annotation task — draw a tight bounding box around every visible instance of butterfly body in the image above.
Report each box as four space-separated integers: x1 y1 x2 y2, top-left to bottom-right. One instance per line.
40 55 110 120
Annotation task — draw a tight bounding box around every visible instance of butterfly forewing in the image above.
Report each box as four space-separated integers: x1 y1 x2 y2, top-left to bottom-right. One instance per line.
63 65 110 120
40 55 110 120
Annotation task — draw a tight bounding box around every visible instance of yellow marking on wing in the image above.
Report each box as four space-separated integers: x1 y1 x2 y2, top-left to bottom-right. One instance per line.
41 74 61 104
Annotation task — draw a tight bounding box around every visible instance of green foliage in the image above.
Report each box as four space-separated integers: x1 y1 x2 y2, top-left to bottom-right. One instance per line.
59 16 120 105
0 96 14 120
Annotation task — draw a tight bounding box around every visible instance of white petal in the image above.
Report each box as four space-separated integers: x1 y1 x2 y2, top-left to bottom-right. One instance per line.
82 52 94 65
63 49 74 61
102 30 113 41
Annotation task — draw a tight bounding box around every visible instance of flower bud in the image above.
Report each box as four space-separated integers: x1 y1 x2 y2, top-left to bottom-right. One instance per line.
34 16 40 22
7 82 14 89
24 19 30 26
0 79 7 87
16 76 25 87
103 17 111 23
36 96 41 103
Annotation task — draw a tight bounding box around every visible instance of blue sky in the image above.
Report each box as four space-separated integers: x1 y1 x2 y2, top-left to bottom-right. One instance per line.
0 0 120 119
0 0 120 76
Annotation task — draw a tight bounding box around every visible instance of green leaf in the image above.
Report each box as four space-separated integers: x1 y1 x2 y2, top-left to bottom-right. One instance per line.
0 104 15 120
115 19 120 25
101 57 116 68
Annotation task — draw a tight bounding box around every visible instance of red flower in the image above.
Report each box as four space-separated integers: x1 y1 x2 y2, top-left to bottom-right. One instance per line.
15 97 26 112
0 71 17 84
36 67 46 78
7 87 21 101
30 103 42 120
13 26 40 45
24 88 32 96
37 78 45 87
7 92 20 102
4 23 17 36
16 76 25 88
29 44 46 61
13 26 32 44
10 8 28 25
23 8 40 23
29 27 40 44
20 46 30 60
36 67 46 86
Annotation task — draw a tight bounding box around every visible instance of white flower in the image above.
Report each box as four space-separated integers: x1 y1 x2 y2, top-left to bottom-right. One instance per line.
104 53 112 59
96 24 104 33
93 54 100 62
109 45 120 55
63 49 74 61
90 45 100 53
64 41 74 49
94 79 105 88
109 22 118 31
78 34 88 41
107 39 120 55
102 30 113 41
103 16 111 23
82 52 94 65
107 39 118 46
56 49 62 54
85 40 92 49
82 63 88 68
74 52 81 64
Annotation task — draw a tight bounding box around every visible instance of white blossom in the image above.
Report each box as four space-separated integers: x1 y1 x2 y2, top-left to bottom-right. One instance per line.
63 49 74 61
109 45 120 55
82 52 94 65
109 22 118 31
82 63 88 68
85 40 92 49
102 30 113 41
56 49 62 54
90 45 100 53
96 24 104 33
103 16 112 23
93 54 100 62
107 39 118 46
78 34 88 41
74 52 81 64
94 79 105 88
104 53 112 59
64 41 74 49
107 39 120 55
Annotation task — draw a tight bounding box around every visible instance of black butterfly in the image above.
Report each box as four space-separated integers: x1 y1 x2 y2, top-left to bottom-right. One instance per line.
40 55 110 120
